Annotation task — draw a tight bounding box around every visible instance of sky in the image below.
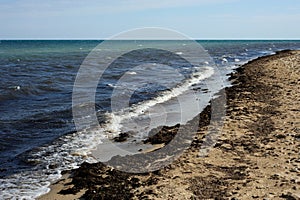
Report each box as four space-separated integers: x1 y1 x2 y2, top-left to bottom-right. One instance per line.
0 0 299 39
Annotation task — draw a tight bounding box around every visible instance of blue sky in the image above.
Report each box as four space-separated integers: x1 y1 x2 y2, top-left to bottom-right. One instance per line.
0 0 299 39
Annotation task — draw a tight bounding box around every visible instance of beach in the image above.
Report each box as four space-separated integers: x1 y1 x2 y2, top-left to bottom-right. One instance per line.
39 50 300 199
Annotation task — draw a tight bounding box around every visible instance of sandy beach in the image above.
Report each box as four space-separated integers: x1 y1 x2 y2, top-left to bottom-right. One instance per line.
39 50 300 200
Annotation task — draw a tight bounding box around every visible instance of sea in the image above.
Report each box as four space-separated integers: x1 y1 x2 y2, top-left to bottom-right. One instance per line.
0 40 299 199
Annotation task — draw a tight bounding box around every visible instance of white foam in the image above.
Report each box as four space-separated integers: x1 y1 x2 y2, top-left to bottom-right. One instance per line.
126 71 137 75
104 66 214 135
221 58 228 64
0 127 102 199
0 170 58 200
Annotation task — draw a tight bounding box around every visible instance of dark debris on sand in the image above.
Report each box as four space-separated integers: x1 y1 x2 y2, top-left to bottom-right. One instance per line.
143 124 180 145
59 162 158 199
57 50 299 199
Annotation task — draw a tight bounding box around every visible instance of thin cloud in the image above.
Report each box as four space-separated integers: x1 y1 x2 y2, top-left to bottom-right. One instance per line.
0 0 239 16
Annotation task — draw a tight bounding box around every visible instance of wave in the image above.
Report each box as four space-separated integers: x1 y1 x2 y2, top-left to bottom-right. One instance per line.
0 83 64 102
104 66 214 134
0 66 214 199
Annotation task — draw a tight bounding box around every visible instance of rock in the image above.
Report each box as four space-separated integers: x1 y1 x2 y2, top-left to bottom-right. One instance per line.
113 131 134 142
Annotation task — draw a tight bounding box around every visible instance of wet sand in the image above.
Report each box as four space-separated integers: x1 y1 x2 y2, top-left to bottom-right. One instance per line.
39 50 300 199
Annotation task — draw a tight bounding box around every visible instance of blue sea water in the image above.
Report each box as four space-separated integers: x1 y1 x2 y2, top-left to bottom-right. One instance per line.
0 40 299 199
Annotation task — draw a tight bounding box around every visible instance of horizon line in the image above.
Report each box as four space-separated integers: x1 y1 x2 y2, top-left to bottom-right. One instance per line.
1 38 300 41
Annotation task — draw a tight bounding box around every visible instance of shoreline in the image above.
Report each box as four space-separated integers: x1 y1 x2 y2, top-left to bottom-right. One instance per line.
39 50 300 199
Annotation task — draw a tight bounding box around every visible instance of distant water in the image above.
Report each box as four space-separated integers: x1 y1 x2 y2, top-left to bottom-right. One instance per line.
0 40 299 199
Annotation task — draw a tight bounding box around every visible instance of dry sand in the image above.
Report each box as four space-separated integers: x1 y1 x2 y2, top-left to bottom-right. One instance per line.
39 50 300 200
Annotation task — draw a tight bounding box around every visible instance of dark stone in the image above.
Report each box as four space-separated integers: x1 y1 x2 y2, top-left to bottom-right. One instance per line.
113 131 134 142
